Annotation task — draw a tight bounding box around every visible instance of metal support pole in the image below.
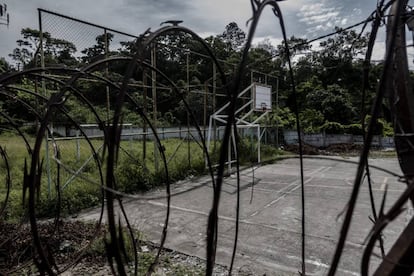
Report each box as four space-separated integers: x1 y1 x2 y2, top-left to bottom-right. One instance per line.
374 1 414 274
374 216 414 275
213 63 217 148
76 130 80 161
104 29 110 123
129 124 133 150
276 77 279 149
204 82 208 140
228 127 232 173
39 10 52 197
151 44 159 171
143 70 147 160
257 125 261 163
186 52 191 167
204 82 208 164
206 115 213 166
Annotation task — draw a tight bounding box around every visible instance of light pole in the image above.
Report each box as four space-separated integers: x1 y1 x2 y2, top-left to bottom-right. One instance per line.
0 3 9 27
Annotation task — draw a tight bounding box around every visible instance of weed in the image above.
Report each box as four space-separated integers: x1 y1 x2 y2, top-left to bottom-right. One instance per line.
1 134 283 220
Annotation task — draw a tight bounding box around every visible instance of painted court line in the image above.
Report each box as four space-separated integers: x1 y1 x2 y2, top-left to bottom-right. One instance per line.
248 166 331 218
380 177 388 191
146 200 365 249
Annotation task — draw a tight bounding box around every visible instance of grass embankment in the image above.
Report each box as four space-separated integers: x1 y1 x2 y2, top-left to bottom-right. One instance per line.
0 133 284 221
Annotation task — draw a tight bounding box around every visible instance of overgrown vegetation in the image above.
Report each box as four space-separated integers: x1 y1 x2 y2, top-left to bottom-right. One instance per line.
0 132 282 221
0 220 208 275
0 20 398 224
1 23 402 135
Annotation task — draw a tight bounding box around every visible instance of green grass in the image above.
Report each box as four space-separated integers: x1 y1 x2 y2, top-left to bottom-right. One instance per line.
0 132 283 221
369 149 397 158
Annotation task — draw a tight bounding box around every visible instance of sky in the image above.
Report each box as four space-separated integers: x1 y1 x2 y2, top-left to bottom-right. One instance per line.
0 0 406 65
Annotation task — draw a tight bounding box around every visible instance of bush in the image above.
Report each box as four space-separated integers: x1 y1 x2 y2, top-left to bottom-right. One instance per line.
321 121 344 134
115 159 153 193
364 115 383 135
37 184 101 218
237 138 257 163
1 190 25 222
378 118 394 137
344 124 363 135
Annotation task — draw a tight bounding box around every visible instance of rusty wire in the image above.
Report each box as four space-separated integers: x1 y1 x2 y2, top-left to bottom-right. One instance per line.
1 0 414 275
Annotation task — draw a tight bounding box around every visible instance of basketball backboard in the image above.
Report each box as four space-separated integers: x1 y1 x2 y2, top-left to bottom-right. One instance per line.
254 84 272 111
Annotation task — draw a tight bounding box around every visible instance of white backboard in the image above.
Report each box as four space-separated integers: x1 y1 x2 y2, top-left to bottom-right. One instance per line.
254 84 272 111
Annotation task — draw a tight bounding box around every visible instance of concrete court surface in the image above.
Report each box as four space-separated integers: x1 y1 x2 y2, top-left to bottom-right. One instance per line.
79 156 413 275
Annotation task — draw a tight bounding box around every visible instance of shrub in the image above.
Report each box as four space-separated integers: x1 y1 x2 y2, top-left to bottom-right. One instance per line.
344 124 363 135
364 115 383 135
115 159 153 193
321 121 344 134
237 138 256 163
37 184 101 218
378 118 394 137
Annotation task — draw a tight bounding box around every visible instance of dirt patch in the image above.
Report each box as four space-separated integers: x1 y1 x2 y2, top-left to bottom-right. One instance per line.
323 143 363 154
0 220 229 275
285 143 364 156
0 220 105 274
285 143 320 155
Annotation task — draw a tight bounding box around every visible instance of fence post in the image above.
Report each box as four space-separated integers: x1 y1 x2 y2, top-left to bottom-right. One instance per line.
186 52 191 168
143 69 147 161
76 130 80 161
38 10 53 197
151 44 159 171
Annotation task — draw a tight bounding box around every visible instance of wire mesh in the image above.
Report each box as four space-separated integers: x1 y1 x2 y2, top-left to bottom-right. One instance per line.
40 9 138 67
2 1 414 275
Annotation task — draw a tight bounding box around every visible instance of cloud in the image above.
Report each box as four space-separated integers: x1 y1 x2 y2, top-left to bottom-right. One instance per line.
299 4 340 23
296 3 349 35
0 0 386 66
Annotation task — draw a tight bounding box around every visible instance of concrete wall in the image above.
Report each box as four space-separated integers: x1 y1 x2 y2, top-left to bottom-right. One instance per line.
283 130 395 148
53 126 395 148
53 125 226 141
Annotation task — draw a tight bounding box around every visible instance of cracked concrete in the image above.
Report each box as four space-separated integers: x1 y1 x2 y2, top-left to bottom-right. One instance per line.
78 156 410 275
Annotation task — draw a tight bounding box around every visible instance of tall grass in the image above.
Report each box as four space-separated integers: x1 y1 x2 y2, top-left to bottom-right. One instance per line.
0 132 283 220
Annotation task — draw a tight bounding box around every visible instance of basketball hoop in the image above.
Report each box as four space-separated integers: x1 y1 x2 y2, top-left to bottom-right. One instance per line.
254 84 271 111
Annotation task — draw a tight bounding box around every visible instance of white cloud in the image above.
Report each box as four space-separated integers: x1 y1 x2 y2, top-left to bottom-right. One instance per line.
352 8 362 16
372 41 385 61
296 3 350 35
252 36 283 48
0 0 389 66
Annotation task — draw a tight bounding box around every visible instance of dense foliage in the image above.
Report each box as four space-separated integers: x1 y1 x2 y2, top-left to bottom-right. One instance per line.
1 23 395 135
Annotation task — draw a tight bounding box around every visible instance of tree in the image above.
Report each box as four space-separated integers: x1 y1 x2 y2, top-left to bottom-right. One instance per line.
312 27 368 87
219 22 246 52
256 38 277 56
318 27 367 62
0 57 11 72
81 33 114 63
9 28 77 69
50 38 77 66
299 109 324 133
246 38 280 74
285 76 323 112
270 107 296 129
306 84 356 124
276 36 311 66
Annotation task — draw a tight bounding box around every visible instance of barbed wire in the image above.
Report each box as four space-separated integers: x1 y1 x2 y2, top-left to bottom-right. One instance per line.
1 0 414 275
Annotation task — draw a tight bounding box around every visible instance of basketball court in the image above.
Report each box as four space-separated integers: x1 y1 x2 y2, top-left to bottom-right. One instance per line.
79 156 411 275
